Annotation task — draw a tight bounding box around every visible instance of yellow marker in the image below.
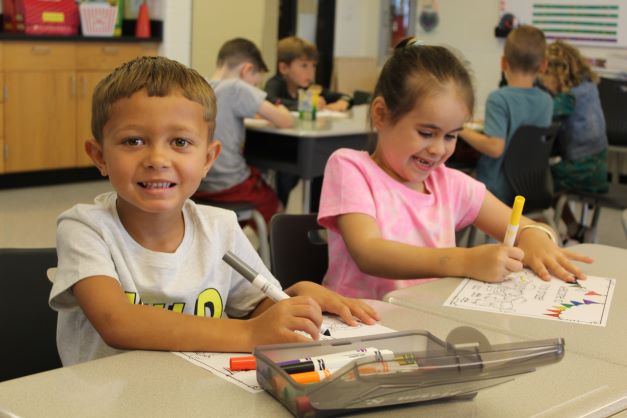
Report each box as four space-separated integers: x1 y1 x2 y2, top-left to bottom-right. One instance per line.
503 195 525 246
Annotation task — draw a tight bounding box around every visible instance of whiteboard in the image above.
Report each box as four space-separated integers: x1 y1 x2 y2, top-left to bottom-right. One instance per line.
503 0 627 48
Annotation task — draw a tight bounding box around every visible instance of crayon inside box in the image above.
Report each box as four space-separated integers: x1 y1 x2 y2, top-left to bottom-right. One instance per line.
254 330 564 418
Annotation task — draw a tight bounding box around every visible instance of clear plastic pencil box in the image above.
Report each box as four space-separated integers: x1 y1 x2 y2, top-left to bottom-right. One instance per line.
254 327 565 418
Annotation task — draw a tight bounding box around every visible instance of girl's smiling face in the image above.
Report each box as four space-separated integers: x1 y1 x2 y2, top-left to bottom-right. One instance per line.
370 84 470 192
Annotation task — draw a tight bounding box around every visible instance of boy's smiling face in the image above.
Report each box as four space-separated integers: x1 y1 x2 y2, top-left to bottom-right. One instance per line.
87 89 220 219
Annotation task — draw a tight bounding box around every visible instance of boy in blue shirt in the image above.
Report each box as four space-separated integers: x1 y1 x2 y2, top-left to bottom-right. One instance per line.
49 56 378 366
194 38 293 224
461 25 553 205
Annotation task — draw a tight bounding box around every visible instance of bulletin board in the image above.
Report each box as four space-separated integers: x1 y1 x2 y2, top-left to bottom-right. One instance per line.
502 0 627 47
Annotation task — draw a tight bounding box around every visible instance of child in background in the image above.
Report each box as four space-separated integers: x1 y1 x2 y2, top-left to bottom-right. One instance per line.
265 36 352 112
541 40 608 195
194 38 293 224
460 25 553 205
49 56 378 366
265 36 353 209
318 38 592 300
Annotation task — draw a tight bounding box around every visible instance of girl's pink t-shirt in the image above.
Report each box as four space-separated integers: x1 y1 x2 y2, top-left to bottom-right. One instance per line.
318 149 486 300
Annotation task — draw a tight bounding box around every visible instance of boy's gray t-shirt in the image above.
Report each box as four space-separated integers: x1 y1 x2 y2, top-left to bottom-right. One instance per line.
199 79 267 193
49 192 277 366
476 86 553 204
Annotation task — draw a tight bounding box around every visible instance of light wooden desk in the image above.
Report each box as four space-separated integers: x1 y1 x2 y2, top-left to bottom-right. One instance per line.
384 244 627 369
1 299 627 417
244 106 371 213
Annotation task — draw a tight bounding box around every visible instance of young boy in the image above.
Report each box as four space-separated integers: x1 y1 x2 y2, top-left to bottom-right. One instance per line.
265 36 352 112
194 38 293 224
265 36 352 208
460 25 553 205
49 56 378 366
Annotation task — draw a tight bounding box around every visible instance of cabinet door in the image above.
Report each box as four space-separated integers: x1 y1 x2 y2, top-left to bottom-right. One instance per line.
76 71 109 167
0 72 4 174
4 71 76 173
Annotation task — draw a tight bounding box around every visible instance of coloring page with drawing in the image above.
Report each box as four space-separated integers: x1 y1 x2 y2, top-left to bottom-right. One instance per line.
444 269 616 326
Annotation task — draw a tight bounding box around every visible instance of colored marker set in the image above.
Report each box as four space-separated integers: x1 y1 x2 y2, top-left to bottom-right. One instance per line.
251 329 566 418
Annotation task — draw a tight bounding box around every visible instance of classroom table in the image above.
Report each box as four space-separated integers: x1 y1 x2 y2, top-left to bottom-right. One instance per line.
384 244 627 368
244 106 371 213
1 299 627 417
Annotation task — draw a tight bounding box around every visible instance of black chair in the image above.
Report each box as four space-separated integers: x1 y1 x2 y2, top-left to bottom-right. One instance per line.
554 183 627 242
598 77 627 184
269 213 328 288
503 123 561 231
0 248 61 381
192 198 270 267
352 90 373 106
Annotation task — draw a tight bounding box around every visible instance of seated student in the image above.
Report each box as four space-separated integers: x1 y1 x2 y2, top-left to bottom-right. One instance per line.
540 40 609 241
194 38 293 224
49 56 378 366
265 36 352 112
265 36 351 209
317 38 592 301
460 25 553 205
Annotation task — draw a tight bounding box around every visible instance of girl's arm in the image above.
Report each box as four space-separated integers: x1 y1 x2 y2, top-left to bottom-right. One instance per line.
336 212 524 283
73 276 325 352
474 192 593 281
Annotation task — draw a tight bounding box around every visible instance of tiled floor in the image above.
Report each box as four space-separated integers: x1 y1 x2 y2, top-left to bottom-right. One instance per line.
0 179 625 249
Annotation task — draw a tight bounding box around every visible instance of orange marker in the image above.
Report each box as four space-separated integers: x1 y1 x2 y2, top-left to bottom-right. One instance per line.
290 369 333 384
230 355 256 371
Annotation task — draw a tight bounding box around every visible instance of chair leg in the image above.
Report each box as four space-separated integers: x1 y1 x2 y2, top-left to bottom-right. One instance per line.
554 195 568 232
251 210 270 268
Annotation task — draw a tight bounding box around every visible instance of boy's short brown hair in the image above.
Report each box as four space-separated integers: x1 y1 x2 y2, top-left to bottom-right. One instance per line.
91 56 216 142
504 25 546 74
216 37 269 72
277 36 318 65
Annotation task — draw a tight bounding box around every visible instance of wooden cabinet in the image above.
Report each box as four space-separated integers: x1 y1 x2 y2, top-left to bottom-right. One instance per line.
0 41 158 173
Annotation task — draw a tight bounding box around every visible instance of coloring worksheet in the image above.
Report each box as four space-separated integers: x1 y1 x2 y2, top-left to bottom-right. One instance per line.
444 269 615 327
174 317 396 393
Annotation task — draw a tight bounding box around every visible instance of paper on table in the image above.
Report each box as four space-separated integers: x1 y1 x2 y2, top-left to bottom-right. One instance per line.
174 316 396 393
443 269 615 327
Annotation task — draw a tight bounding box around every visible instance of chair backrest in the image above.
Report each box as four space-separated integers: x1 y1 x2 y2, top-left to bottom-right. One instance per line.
270 214 328 289
0 248 61 381
598 77 627 147
503 123 560 211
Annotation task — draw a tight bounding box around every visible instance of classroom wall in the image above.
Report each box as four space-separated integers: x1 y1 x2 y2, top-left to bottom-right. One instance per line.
189 0 279 79
334 0 383 58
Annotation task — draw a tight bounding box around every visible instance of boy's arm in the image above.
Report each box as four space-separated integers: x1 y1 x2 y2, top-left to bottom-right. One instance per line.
257 101 294 128
336 213 523 283
459 128 505 158
73 275 327 351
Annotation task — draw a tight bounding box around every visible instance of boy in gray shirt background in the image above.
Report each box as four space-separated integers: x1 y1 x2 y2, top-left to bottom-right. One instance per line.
194 38 293 224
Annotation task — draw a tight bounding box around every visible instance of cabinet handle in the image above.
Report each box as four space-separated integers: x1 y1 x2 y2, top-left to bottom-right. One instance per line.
3 144 8 161
102 46 119 55
70 75 77 97
31 45 51 55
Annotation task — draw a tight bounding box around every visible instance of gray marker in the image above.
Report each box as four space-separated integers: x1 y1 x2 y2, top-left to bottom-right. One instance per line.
222 251 331 336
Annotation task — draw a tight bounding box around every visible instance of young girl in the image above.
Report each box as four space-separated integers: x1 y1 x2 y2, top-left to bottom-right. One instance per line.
317 38 592 300
540 41 609 241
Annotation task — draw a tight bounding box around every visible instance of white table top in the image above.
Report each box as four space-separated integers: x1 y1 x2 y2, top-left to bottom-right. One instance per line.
1 299 626 417
246 104 371 137
384 244 627 368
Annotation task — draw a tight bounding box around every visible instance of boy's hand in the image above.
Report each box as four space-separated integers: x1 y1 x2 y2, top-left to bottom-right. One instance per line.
325 99 350 112
247 296 324 346
285 281 380 326
464 244 524 282
517 227 593 282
